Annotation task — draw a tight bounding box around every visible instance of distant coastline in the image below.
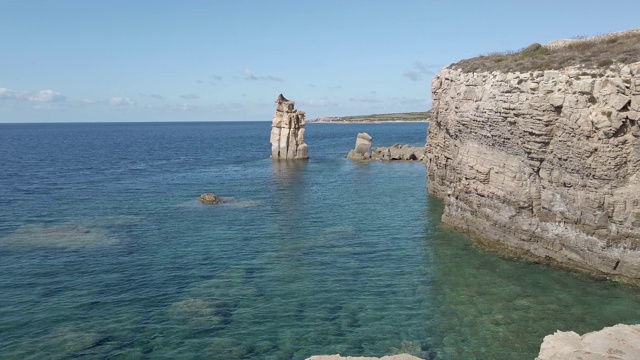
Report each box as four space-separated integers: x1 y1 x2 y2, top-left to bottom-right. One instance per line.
308 111 430 124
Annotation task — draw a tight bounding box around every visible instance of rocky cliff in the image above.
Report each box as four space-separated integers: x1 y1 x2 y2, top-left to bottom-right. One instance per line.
425 53 640 279
536 324 640 360
270 94 309 160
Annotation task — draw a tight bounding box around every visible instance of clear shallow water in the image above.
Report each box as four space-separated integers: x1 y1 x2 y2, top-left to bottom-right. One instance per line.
0 121 639 360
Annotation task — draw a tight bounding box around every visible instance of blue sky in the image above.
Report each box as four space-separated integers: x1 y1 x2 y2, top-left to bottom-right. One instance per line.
1 0 638 122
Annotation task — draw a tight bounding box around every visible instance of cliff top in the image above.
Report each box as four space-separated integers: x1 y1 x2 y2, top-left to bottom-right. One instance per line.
451 28 640 73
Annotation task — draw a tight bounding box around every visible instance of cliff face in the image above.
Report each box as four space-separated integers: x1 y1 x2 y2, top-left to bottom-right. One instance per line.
425 62 640 280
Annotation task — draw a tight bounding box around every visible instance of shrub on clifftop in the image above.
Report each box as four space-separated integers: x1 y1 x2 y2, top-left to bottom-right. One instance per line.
451 29 640 73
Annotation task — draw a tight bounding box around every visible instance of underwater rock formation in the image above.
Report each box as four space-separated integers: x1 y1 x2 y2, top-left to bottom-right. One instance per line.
270 94 309 160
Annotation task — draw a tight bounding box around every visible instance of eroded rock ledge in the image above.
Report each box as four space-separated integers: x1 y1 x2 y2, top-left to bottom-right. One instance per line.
425 62 640 280
306 354 422 360
536 324 640 360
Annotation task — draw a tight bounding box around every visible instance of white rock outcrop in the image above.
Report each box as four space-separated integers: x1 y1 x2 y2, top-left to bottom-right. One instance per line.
306 355 422 360
371 144 425 161
536 324 640 360
270 94 309 160
347 132 372 161
425 61 640 280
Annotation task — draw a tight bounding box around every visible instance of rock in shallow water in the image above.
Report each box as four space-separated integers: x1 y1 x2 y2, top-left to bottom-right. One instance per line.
536 324 640 360
198 193 224 204
347 132 372 161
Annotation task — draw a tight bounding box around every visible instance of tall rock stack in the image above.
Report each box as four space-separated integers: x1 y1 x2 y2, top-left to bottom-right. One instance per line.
270 94 309 160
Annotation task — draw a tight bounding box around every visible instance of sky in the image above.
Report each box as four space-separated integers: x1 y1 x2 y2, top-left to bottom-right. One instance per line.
0 0 638 123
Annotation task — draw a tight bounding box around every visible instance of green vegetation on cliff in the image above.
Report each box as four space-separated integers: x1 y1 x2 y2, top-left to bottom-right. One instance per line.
451 29 640 73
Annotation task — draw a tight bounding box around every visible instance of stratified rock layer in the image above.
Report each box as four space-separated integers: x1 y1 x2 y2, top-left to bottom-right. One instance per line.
270 94 309 160
425 62 640 280
536 324 640 360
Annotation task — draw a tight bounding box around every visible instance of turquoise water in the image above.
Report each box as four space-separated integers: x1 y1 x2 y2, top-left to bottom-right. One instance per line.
0 122 639 359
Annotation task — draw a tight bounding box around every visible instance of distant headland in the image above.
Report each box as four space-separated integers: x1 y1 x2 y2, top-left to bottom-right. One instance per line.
308 111 430 124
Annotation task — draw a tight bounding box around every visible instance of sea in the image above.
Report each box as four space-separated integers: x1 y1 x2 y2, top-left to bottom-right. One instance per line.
1 121 640 360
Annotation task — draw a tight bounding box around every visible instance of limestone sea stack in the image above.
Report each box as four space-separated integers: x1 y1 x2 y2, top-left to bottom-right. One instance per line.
425 30 640 281
347 132 372 161
270 94 309 160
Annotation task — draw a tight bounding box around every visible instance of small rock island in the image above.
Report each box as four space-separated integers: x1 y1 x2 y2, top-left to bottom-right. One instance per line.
198 193 224 204
270 94 309 160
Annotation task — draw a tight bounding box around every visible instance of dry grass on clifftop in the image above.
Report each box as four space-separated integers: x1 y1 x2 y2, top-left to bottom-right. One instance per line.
451 29 640 73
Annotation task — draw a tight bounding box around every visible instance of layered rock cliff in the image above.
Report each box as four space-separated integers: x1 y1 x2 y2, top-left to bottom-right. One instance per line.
270 94 309 160
425 57 640 279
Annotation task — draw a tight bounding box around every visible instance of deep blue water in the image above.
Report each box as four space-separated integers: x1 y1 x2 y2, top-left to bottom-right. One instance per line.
1 121 639 360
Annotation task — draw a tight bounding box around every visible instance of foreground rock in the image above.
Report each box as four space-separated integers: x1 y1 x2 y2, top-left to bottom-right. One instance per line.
347 132 372 161
536 324 640 360
306 355 422 360
371 144 425 161
198 193 224 204
270 94 309 160
425 58 640 280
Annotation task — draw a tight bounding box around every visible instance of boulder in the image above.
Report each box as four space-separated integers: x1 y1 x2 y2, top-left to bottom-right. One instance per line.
270 94 309 160
371 144 425 161
536 324 640 360
198 193 224 204
347 132 372 161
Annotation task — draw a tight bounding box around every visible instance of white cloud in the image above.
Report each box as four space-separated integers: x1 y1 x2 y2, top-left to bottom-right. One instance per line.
180 94 199 99
305 98 340 107
28 90 66 102
403 62 441 81
349 96 382 103
109 97 135 106
243 69 282 82
0 87 65 102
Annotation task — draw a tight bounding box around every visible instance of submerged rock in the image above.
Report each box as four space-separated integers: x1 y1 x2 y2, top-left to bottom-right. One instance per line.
0 223 118 249
198 193 224 204
536 324 640 360
347 132 372 161
270 94 309 160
